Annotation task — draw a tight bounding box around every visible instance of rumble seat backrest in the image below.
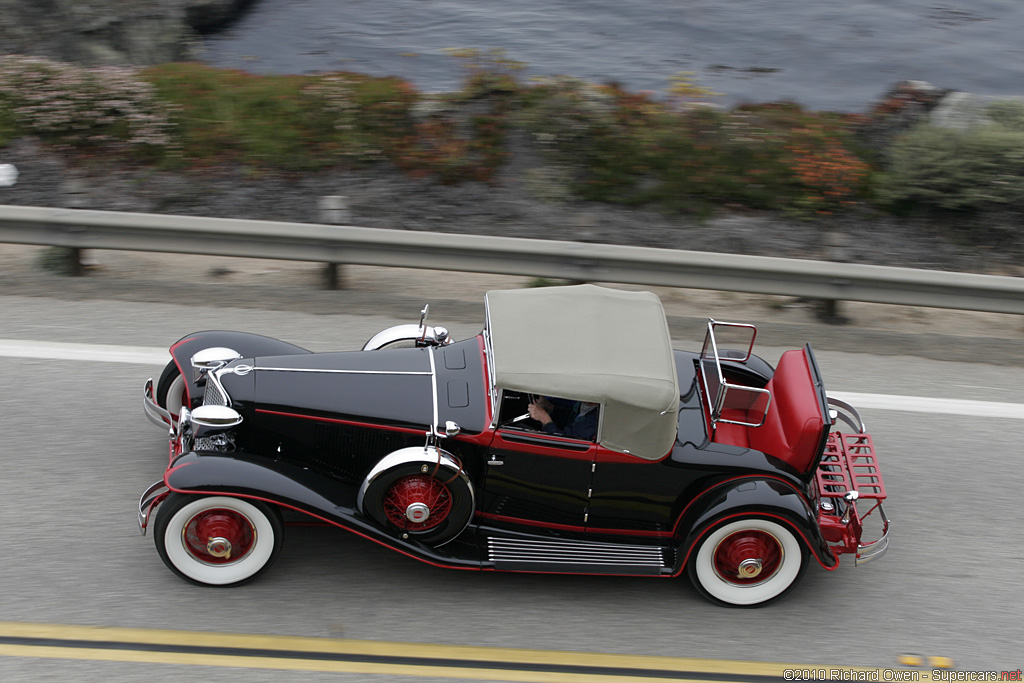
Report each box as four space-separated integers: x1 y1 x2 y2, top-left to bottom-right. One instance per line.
713 349 824 474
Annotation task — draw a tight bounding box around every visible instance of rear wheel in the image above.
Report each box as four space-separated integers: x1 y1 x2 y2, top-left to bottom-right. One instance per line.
154 493 283 586
688 518 808 607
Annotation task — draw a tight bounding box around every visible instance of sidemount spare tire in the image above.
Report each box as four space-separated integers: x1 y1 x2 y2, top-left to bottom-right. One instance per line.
358 446 474 545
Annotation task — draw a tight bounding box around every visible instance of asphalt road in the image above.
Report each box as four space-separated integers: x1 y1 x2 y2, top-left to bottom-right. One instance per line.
1 292 1022 681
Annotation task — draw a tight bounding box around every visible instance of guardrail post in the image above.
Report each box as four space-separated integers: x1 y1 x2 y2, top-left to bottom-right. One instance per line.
61 179 90 276
567 212 597 285
818 232 850 324
319 195 350 290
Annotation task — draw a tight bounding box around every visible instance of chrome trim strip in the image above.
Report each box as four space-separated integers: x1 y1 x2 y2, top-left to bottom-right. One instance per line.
427 346 440 437
487 537 666 567
137 480 169 535
252 367 432 376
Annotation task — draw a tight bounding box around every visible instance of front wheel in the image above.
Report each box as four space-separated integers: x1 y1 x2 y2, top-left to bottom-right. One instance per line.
153 493 283 586
688 518 808 607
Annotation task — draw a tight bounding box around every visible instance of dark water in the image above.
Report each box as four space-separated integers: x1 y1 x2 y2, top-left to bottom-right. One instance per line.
201 0 1024 111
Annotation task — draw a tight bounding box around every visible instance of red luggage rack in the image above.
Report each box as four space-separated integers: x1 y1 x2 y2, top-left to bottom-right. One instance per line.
816 432 890 565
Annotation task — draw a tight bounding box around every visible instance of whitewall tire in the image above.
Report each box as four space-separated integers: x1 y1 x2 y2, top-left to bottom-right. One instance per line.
154 494 283 586
688 518 808 607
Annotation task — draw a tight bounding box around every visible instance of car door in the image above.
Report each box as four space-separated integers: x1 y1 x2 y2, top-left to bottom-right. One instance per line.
480 427 596 530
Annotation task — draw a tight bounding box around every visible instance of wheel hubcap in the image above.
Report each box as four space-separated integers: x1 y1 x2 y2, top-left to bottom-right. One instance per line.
183 509 255 565
713 530 783 586
383 475 451 531
737 558 763 578
405 502 431 524
206 536 233 558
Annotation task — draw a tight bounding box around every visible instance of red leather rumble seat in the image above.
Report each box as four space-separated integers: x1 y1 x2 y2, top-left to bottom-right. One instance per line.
712 349 824 474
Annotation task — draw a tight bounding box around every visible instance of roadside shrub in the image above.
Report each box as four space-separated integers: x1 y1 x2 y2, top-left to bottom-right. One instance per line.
0 53 876 215
0 55 173 153
878 102 1024 212
520 87 869 215
0 106 15 147
143 63 342 170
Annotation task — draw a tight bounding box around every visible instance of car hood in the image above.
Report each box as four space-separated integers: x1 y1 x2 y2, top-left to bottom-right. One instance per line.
249 348 434 429
230 339 487 433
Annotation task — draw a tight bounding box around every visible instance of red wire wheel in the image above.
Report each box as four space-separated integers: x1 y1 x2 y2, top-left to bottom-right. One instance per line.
711 529 784 585
182 508 256 565
688 518 808 607
154 494 284 586
382 475 452 531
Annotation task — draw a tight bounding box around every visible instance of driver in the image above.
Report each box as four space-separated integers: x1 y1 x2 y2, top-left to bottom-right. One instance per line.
528 398 599 441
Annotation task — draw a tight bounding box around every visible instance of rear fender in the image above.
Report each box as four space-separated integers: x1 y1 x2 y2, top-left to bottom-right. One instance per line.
169 331 311 404
676 478 836 574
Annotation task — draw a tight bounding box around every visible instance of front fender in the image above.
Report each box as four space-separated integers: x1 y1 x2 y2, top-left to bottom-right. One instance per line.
676 478 836 574
169 331 312 404
163 451 481 570
166 451 338 514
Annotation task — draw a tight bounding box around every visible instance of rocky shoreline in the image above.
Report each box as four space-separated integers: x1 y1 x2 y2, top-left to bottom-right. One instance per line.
0 0 255 67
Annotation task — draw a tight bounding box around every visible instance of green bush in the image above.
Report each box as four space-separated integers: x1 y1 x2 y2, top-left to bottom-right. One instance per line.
0 106 15 147
878 102 1024 212
519 87 868 215
143 63 344 170
0 53 877 215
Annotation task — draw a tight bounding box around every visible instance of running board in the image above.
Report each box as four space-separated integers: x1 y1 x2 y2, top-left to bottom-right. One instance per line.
486 537 670 576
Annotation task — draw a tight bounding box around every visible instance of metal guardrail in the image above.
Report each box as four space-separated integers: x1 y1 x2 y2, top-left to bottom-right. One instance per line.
1 204 1022 314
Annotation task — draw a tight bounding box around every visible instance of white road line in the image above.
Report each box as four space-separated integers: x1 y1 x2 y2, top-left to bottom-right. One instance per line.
2 338 1023 419
0 339 169 366
829 391 1024 420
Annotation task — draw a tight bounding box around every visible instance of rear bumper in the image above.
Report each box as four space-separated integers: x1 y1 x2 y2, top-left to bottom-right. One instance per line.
854 504 890 565
817 431 890 565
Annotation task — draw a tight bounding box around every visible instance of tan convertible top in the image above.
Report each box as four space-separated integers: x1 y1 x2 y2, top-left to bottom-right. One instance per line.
485 285 679 459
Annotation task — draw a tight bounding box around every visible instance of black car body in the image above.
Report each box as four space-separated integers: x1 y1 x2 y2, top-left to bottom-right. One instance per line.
140 285 888 606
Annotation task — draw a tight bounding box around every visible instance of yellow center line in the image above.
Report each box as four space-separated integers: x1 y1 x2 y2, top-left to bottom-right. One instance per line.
0 621 900 682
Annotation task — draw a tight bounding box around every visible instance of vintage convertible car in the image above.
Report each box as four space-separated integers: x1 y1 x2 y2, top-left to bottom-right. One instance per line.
139 285 889 606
